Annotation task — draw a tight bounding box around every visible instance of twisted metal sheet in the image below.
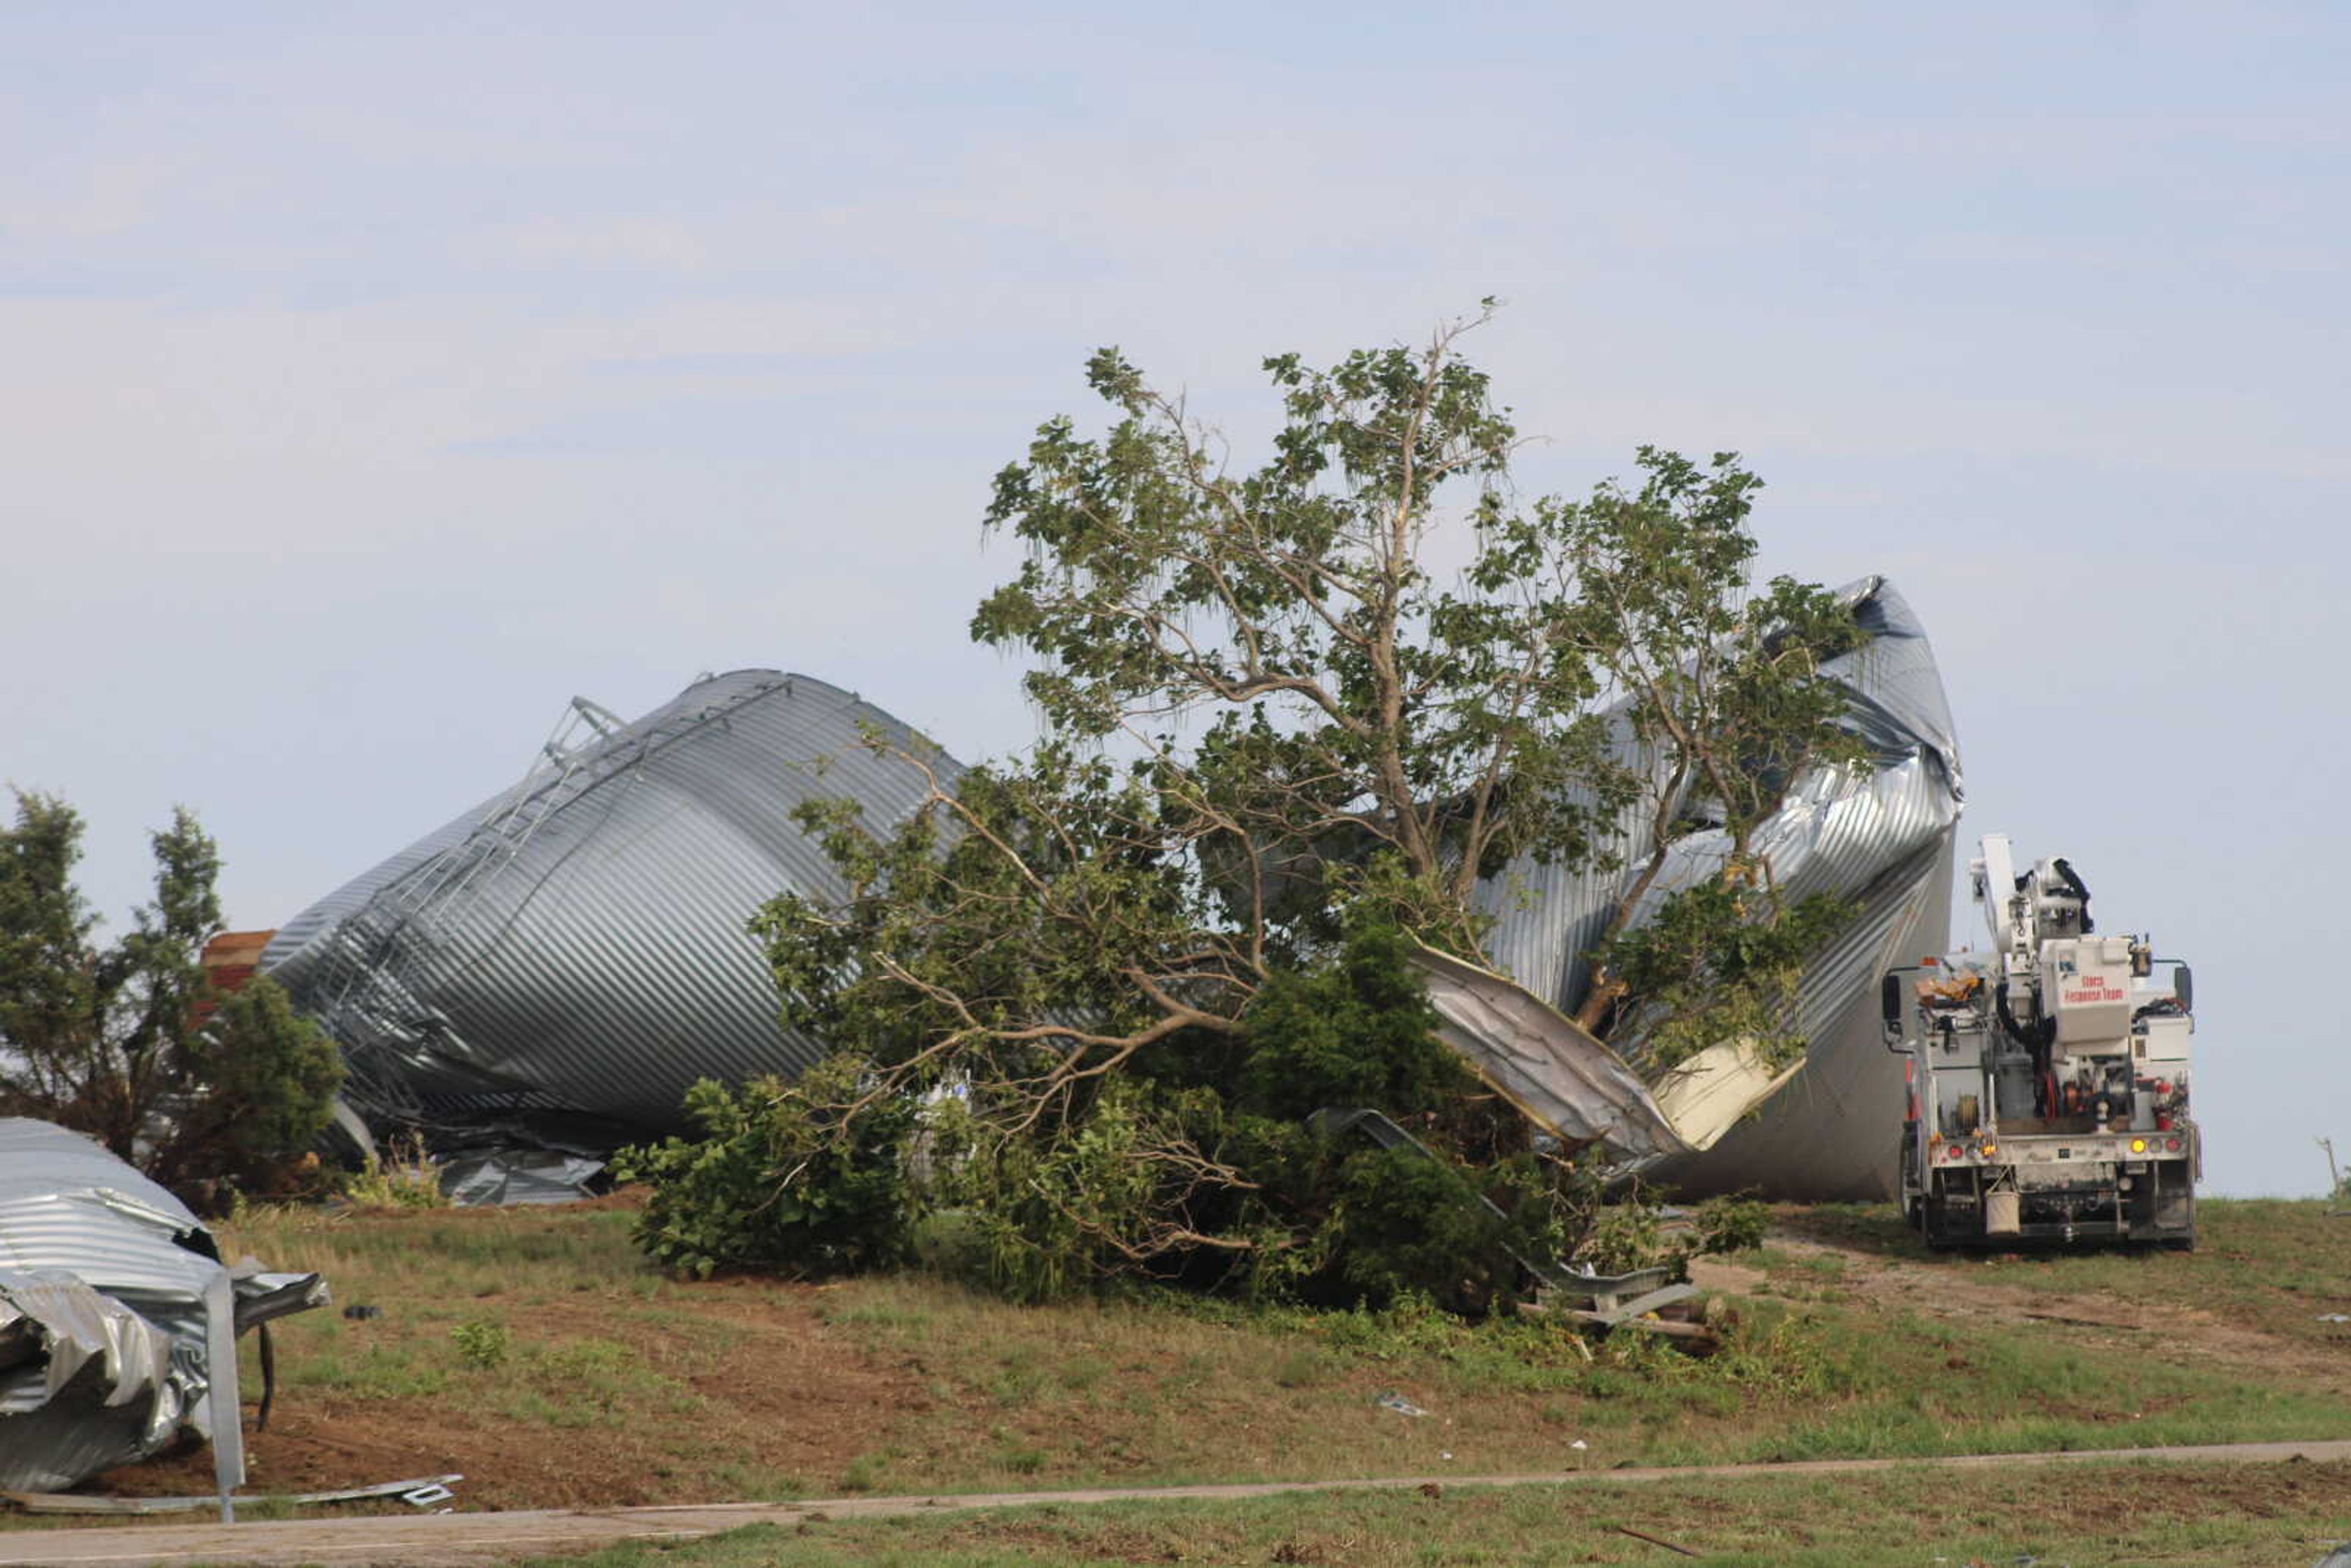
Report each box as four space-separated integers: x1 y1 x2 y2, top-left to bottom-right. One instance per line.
0 1119 324 1493
1477 578 1964 1198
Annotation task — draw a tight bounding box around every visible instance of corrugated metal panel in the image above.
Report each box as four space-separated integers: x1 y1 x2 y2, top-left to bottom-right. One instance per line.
1409 945 1688 1158
1477 577 1964 1199
0 1122 222 1299
263 670 959 1136
0 1119 324 1496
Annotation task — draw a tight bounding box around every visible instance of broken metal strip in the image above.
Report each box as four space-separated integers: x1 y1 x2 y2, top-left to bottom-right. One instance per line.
1 1472 464 1515
1406 940 1687 1160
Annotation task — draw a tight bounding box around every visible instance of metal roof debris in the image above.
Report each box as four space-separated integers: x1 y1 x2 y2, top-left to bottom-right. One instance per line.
0 1119 326 1514
1475 577 1963 1198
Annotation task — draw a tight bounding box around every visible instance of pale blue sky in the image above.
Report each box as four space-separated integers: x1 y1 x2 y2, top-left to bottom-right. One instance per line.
6 3 2344 1195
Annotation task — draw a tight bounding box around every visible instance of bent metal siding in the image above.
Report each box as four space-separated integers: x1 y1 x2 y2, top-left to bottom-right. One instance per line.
0 1119 326 1499
1479 577 1965 1199
272 577 1956 1202
262 671 959 1139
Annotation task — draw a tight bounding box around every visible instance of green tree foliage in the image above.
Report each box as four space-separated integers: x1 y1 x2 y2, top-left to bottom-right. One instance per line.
1233 919 1461 1122
1558 449 1870 1044
649 313 1867 1305
0 790 342 1203
611 1056 918 1279
969 309 1633 953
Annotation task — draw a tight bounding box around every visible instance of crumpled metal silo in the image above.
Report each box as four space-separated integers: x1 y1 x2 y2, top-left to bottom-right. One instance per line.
263 672 957 1150
1475 576 1964 1199
0 1118 326 1506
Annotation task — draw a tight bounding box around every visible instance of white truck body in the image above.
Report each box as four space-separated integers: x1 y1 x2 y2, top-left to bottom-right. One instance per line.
1884 836 2198 1248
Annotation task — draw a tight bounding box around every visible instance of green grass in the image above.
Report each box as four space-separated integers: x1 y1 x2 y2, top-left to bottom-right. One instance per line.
139 1196 2351 1515
243 1217 705 1431
1779 1196 2351 1346
784 1256 2347 1493
520 1461 2351 1567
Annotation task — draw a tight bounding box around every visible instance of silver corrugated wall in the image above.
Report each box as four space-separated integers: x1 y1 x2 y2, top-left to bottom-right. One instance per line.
0 1119 324 1496
263 671 957 1137
271 591 1954 1202
1478 577 1965 1199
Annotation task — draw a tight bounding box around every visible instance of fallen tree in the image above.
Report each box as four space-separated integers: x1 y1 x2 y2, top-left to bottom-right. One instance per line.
623 309 1852 1305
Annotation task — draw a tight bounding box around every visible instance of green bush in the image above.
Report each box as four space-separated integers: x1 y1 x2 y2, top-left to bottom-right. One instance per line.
612 1055 916 1279
450 1319 509 1370
624 919 1742 1314
1234 920 1465 1122
342 1132 449 1209
1322 1145 1529 1310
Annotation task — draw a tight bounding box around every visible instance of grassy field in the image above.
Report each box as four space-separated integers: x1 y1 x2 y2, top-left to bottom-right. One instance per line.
76 1193 2340 1519
1778 1196 2351 1349
514 1461 2351 1567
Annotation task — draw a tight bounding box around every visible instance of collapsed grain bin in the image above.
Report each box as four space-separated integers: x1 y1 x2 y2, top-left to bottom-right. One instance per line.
0 1118 326 1508
269 577 1954 1202
261 672 957 1159
1460 576 1963 1199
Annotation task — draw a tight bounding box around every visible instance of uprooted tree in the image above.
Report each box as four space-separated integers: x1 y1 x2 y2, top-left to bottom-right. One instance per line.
620 309 1860 1304
0 791 343 1206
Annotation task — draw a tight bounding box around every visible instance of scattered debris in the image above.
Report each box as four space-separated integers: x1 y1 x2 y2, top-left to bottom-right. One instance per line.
3 1474 462 1516
1373 1392 1430 1418
1528 1266 1716 1350
439 1147 606 1207
2022 1309 2142 1329
1610 1523 1700 1558
342 1304 384 1321
2317 1314 2350 1324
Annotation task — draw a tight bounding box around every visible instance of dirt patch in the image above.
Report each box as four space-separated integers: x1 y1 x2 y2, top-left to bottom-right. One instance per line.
92 1277 927 1511
1683 1255 1767 1296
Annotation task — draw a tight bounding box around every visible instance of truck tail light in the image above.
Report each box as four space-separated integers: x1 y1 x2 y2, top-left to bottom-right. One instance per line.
2129 1138 2147 1153
2164 1136 2182 1152
1978 1143 1997 1158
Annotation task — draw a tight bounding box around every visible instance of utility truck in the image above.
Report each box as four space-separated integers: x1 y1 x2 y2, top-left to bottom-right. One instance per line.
1882 835 2198 1249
